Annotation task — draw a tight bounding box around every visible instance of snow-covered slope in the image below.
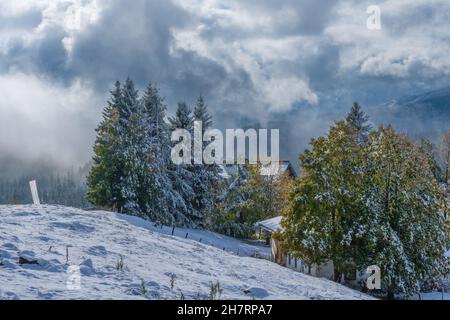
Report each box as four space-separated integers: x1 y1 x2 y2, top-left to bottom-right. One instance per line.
0 205 372 300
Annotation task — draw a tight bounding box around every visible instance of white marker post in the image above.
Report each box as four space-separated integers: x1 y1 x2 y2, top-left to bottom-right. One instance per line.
29 180 41 205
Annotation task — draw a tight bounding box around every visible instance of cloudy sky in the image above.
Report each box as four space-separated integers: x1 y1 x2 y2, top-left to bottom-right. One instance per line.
1 0 449 167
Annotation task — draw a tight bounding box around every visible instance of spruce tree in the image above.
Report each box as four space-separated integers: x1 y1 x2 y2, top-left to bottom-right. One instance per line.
169 102 193 129
193 95 213 129
419 138 443 182
138 83 168 221
168 102 197 226
214 164 251 238
119 78 148 215
87 81 126 211
346 102 372 143
192 96 221 227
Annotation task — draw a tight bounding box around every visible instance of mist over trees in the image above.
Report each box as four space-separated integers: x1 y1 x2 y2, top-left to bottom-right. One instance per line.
0 165 89 207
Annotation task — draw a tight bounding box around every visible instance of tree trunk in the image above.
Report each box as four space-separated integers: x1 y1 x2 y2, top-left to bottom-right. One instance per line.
387 289 395 300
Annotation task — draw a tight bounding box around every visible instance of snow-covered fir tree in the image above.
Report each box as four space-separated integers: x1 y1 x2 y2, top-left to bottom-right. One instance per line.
193 95 213 128
214 164 252 238
118 78 149 215
192 96 222 227
87 80 190 226
169 102 197 227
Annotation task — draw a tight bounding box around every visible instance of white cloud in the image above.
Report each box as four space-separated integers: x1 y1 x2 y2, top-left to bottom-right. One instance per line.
171 0 320 112
0 72 102 165
1 0 450 166
0 0 103 56
327 0 450 78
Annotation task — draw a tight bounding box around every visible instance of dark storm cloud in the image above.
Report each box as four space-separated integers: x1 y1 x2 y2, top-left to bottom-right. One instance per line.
247 0 337 35
68 0 250 117
64 0 340 101
1 25 69 82
1 0 450 168
70 0 188 88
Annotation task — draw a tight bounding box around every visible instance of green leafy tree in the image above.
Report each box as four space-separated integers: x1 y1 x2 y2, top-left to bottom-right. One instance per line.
362 127 449 298
282 122 449 298
282 121 366 281
87 81 126 211
243 164 292 224
214 163 292 239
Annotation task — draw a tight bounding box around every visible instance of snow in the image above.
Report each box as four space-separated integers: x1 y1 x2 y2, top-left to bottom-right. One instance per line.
220 161 295 179
0 205 373 300
259 161 292 177
410 292 450 300
117 214 271 258
255 216 283 233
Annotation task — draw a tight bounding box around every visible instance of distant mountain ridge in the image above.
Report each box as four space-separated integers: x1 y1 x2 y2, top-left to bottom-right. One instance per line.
368 86 450 143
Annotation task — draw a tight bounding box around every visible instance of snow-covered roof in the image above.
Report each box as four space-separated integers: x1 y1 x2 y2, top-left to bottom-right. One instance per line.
255 216 283 233
219 161 296 179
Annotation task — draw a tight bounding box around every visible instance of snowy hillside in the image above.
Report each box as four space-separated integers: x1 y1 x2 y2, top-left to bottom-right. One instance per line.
0 205 372 300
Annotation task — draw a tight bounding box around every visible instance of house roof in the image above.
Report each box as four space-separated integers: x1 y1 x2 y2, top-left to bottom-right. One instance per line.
255 216 283 233
259 161 296 177
219 161 297 179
